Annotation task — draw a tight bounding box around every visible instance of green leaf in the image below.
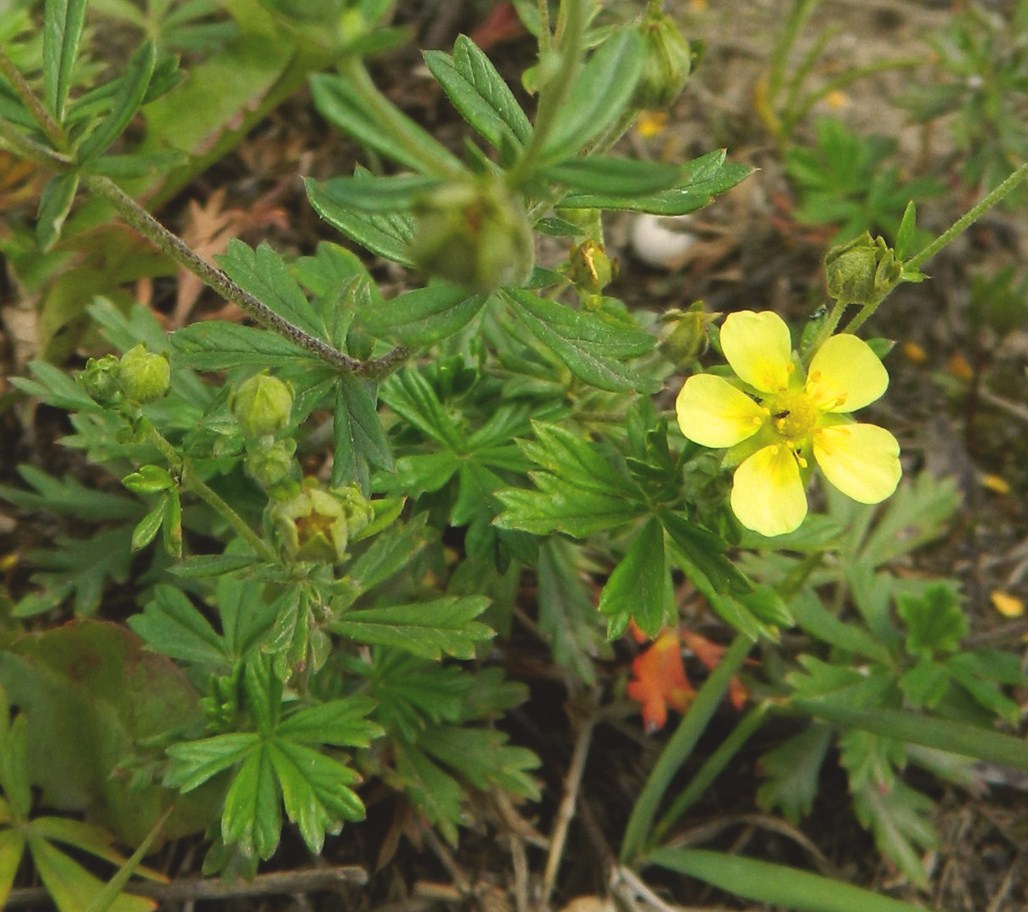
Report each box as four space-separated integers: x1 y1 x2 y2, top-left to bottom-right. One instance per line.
165 733 259 792
419 725 539 799
169 553 258 578
423 35 532 152
661 511 752 597
360 284 487 345
333 376 394 491
299 174 439 212
172 321 318 370
266 740 364 854
755 724 832 824
276 697 382 748
597 517 669 638
851 777 936 889
0 621 206 844
539 157 681 195
221 745 281 860
0 703 31 819
77 41 157 162
36 172 80 252
380 368 466 450
217 240 322 336
395 743 463 844
43 0 89 121
306 173 417 266
16 526 135 617
897 582 967 658
789 589 891 663
27 835 154 912
541 29 644 162
648 847 927 912
12 361 103 412
130 496 166 551
504 289 657 392
0 465 138 521
121 464 175 495
0 828 26 907
536 539 604 684
558 151 753 214
128 584 228 668
895 201 917 260
330 597 493 660
310 72 462 174
495 479 641 537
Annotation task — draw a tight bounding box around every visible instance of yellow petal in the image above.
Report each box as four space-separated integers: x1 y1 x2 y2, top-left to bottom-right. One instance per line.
813 423 901 503
990 591 1024 618
730 445 808 537
807 334 888 412
720 311 793 393
676 374 765 448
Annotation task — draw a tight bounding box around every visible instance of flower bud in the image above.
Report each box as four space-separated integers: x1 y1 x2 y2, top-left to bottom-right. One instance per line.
409 178 534 291
658 302 712 366
118 345 170 404
245 438 298 492
232 372 293 438
79 354 123 405
634 13 692 111
825 232 904 305
568 240 617 293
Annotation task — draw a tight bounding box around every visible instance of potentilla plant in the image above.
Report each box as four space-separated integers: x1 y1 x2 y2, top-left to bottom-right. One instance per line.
0 1 1027 911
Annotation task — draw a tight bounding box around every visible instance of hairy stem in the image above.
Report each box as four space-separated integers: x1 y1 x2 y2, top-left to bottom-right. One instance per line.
507 0 587 186
0 44 66 150
844 162 1028 335
84 173 406 377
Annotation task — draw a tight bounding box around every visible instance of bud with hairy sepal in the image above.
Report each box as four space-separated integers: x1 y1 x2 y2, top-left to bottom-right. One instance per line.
79 354 123 405
634 12 692 111
409 178 534 292
232 372 293 438
245 438 299 496
119 345 170 404
568 240 617 294
825 232 902 305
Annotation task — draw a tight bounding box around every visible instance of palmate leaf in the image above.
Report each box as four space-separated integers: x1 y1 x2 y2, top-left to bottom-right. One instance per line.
330 597 493 660
333 375 394 493
755 724 833 824
127 584 228 669
419 725 540 799
852 779 937 890
359 284 488 346
27 836 155 912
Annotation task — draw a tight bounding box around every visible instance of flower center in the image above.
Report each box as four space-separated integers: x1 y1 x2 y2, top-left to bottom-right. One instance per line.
765 390 818 443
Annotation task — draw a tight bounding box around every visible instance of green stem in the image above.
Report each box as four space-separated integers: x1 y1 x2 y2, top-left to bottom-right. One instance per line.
144 422 277 562
337 58 465 179
83 173 404 377
768 0 821 104
906 162 1028 273
507 0 587 186
619 633 754 864
843 161 1028 336
651 701 772 844
0 44 67 151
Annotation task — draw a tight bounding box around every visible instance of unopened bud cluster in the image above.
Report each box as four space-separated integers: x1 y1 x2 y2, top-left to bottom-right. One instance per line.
825 232 903 305
270 479 374 563
634 12 693 111
79 345 170 406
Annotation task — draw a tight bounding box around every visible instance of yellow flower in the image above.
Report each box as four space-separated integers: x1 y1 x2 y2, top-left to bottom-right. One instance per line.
675 310 901 537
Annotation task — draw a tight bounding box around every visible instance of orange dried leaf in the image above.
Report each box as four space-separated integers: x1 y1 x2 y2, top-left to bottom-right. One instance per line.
627 631 694 732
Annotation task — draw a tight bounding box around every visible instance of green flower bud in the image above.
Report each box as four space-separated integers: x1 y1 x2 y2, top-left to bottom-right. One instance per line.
119 344 170 404
79 354 123 405
658 302 713 366
270 479 373 563
825 232 903 305
409 178 534 291
232 372 293 438
634 13 692 111
245 438 298 492
568 240 617 293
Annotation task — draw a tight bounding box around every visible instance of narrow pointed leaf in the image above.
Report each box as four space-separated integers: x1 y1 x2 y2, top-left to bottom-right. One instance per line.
44 0 89 121
77 41 157 162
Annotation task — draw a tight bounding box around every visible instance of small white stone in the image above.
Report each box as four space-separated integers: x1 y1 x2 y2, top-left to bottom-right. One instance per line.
630 213 696 268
